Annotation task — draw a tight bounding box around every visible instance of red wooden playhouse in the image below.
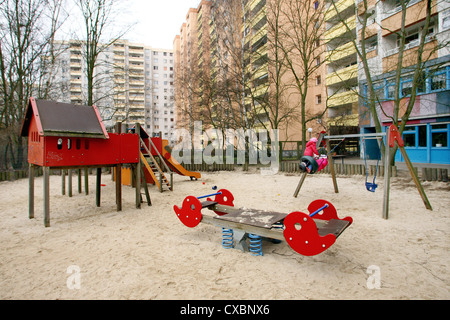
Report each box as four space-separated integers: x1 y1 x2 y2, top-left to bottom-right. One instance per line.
20 97 143 227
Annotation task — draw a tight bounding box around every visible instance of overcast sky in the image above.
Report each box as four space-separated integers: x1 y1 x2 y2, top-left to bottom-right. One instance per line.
59 0 202 50
123 0 202 49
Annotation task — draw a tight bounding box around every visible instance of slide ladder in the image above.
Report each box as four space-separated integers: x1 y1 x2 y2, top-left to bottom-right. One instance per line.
140 152 172 192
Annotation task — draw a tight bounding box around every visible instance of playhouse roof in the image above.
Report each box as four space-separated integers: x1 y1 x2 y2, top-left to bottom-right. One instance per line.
20 98 108 139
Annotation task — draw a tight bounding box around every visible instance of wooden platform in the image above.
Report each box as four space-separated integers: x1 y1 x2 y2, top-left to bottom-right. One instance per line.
214 208 286 229
315 219 351 238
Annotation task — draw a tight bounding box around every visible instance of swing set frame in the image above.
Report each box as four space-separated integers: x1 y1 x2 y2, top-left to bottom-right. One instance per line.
294 125 432 219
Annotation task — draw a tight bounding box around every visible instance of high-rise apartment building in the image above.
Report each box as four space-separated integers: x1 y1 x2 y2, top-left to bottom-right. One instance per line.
174 0 326 143
174 1 211 133
52 40 175 144
145 47 176 144
324 0 359 133
242 0 270 128
174 0 449 164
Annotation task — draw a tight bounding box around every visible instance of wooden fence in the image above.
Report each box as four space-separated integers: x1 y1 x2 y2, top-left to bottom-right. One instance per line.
1 163 448 182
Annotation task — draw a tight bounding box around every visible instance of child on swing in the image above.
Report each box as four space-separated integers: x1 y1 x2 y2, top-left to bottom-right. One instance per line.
300 137 328 173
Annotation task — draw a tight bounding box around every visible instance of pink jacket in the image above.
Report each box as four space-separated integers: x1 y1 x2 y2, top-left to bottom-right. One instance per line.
304 138 319 157
317 156 328 172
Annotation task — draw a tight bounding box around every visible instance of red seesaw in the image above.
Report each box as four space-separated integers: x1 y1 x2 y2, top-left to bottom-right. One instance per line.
174 189 353 256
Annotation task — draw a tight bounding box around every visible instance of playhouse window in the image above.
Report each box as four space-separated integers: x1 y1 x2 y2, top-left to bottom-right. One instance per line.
57 138 63 150
85 140 90 150
67 139 72 150
76 139 81 150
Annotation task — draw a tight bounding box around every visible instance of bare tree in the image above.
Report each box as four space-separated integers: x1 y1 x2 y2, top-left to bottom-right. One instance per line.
74 0 134 122
0 0 65 169
273 0 329 149
334 0 448 161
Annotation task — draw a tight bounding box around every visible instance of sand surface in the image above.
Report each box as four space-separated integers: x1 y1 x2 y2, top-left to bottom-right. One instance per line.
0 169 448 300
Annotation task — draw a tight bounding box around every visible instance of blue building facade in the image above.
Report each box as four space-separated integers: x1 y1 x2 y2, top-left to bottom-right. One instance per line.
360 63 450 165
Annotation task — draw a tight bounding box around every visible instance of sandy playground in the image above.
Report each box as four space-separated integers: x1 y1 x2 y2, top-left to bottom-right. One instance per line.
0 168 448 300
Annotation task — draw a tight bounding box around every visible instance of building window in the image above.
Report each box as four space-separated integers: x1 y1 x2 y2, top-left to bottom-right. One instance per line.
316 75 321 85
418 126 427 147
316 94 322 104
402 126 416 147
430 71 446 91
401 77 413 97
442 9 450 30
314 1 319 10
432 124 448 147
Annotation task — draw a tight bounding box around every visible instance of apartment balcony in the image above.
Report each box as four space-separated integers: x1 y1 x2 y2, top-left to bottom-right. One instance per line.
129 105 145 113
325 0 355 21
327 113 359 127
252 39 268 57
128 112 145 119
129 86 144 92
70 78 82 84
70 59 81 67
128 48 144 55
70 94 82 101
382 39 438 73
129 56 144 63
326 64 358 86
129 80 145 86
326 41 356 63
114 61 125 69
252 65 268 80
251 27 267 47
129 64 144 72
324 16 356 43
253 83 269 97
327 90 359 108
244 83 269 105
248 0 262 11
249 6 266 27
130 94 145 101
70 88 82 95
70 69 82 76
381 0 437 37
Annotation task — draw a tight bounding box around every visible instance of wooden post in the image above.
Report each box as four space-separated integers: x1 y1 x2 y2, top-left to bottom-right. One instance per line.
398 146 432 211
68 169 73 197
115 122 122 212
140 162 152 206
29 164 35 219
443 169 448 182
382 141 391 220
96 168 101 207
326 139 339 193
61 169 66 195
84 168 89 195
293 172 308 198
78 169 82 193
43 166 50 227
135 123 142 209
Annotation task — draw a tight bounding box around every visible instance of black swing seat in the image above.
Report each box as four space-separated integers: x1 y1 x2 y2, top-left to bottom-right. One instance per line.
299 155 319 174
